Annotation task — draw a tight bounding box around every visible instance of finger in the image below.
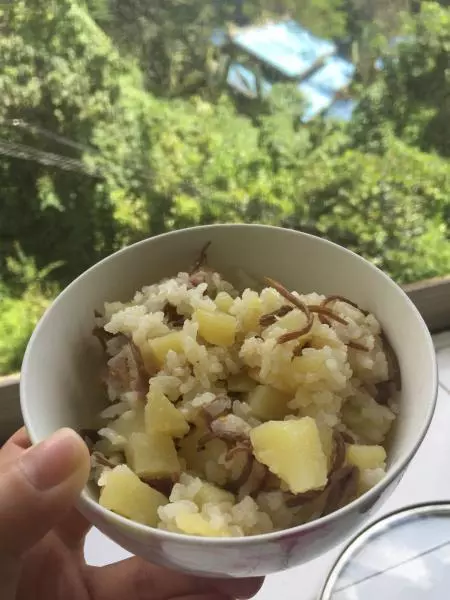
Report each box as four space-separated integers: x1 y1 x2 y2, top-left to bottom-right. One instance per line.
86 557 263 600
55 508 92 550
0 428 32 465
212 577 264 599
0 428 90 559
5 427 32 450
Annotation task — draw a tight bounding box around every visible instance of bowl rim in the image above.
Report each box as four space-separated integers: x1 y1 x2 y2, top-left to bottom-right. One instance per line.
20 224 438 546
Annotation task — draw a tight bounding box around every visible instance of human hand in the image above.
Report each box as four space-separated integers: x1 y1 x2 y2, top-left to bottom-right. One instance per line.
0 427 264 600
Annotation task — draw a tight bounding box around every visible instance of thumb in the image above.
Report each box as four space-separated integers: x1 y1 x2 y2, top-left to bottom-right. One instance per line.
0 428 90 559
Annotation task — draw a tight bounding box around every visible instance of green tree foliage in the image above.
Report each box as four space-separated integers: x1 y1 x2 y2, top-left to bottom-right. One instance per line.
0 0 158 284
255 0 348 39
91 0 349 97
290 136 450 283
0 248 60 374
0 0 449 375
351 2 450 156
90 0 236 97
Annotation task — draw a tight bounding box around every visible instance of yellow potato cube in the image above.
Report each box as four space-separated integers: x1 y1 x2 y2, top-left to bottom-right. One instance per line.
99 465 168 526
215 292 234 313
239 294 264 333
346 444 387 471
149 332 185 367
125 432 180 479
250 417 328 494
194 482 235 507
112 408 145 439
135 340 158 373
146 390 189 438
194 308 237 347
248 385 291 421
175 513 229 537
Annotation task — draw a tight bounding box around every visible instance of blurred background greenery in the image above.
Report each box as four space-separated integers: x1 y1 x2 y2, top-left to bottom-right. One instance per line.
0 0 449 374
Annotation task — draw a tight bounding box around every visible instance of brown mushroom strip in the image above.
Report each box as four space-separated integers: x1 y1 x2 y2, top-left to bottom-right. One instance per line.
259 305 293 328
203 395 232 421
285 488 324 508
329 430 346 477
340 430 357 444
265 277 311 314
322 295 369 316
142 476 178 497
347 341 370 352
225 439 252 462
293 341 313 357
226 453 254 494
93 326 115 352
278 317 314 344
308 305 348 326
373 380 396 406
237 461 268 500
197 429 249 449
381 331 401 390
79 429 100 452
163 303 186 328
91 451 117 469
321 465 359 516
190 241 212 275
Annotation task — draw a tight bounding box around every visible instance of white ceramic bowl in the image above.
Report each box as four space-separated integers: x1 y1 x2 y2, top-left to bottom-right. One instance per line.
21 225 437 578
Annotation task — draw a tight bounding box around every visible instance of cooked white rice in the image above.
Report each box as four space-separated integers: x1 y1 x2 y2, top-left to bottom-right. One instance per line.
88 265 399 538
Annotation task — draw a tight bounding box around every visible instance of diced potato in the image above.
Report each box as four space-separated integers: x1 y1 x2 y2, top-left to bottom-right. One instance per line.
346 444 386 471
149 332 185 367
125 432 180 479
99 465 168 526
112 408 145 439
248 385 291 421
228 373 257 393
250 417 328 494
194 481 235 507
175 513 229 537
239 295 263 333
194 308 237 347
215 292 234 313
135 340 158 373
146 389 189 438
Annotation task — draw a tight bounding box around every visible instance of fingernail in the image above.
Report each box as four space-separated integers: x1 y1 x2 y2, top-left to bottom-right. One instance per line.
20 428 86 491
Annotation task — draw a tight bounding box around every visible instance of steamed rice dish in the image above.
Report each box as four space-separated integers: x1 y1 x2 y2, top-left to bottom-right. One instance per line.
86 245 400 538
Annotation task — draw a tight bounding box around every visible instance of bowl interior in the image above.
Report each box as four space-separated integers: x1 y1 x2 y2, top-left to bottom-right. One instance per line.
21 225 436 499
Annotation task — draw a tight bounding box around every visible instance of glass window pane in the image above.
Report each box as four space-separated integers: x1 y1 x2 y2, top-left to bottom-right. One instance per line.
1 0 449 375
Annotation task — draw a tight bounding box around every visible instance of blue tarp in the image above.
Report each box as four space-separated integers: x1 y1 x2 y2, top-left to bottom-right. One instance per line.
303 56 355 96
297 82 334 122
226 62 356 123
297 55 356 121
232 20 336 79
325 98 358 122
222 20 357 123
226 64 259 98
